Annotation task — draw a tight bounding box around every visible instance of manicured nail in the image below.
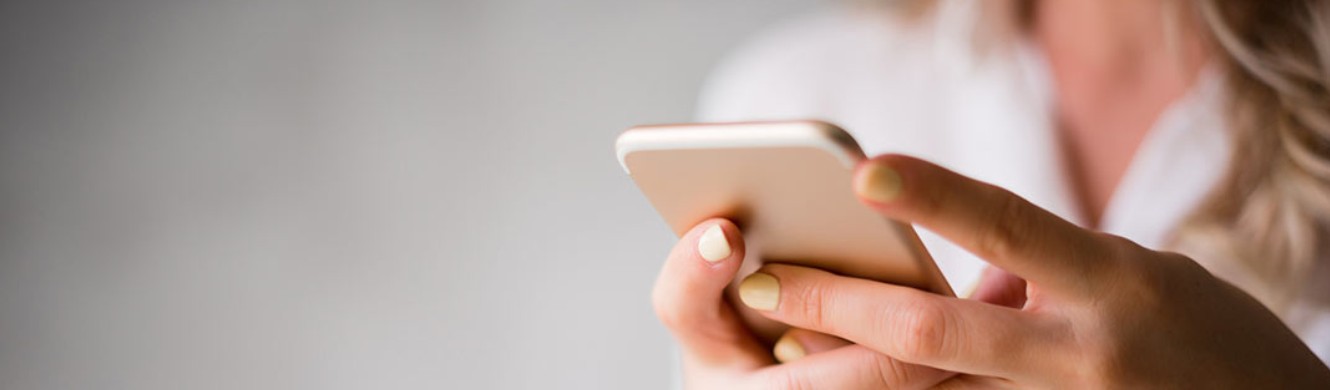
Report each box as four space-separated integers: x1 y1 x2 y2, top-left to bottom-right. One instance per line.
697 224 731 262
855 162 902 203
738 272 780 311
773 333 806 363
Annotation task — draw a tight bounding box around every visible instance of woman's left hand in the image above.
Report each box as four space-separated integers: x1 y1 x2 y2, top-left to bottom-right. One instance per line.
739 155 1330 388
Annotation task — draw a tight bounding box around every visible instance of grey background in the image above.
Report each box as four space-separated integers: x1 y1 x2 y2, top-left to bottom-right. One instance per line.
0 0 823 388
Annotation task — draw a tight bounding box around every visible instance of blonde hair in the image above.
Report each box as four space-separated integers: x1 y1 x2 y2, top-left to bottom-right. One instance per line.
1181 0 1330 310
891 0 1330 311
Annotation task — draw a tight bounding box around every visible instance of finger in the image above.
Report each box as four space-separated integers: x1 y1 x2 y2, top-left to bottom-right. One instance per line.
739 264 1067 378
746 344 954 390
852 154 1117 296
931 375 1015 390
968 266 1028 309
773 328 852 363
652 218 767 368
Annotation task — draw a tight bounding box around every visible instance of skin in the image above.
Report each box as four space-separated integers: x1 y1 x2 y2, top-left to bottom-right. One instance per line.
652 1 1330 388
655 156 1330 388
1038 0 1210 227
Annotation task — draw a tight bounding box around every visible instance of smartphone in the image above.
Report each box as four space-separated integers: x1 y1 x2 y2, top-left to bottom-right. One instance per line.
617 120 954 341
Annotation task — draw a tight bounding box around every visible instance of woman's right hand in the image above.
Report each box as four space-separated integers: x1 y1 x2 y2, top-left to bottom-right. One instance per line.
652 218 959 389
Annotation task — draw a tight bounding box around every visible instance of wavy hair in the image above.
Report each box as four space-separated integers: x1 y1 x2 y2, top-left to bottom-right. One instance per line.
1181 0 1330 310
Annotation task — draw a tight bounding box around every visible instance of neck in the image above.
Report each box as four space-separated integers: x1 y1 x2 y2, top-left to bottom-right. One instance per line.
1032 0 1208 81
1028 0 1212 228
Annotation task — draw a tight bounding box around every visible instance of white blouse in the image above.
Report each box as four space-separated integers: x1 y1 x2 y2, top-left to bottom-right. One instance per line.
696 3 1330 363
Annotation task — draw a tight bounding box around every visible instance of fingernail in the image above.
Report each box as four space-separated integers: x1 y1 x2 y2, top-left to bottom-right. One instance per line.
738 272 780 311
773 333 806 363
855 162 902 203
697 224 731 262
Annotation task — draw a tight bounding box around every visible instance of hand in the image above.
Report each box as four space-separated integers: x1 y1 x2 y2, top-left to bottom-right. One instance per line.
652 218 956 388
651 214 1030 388
733 155 1330 388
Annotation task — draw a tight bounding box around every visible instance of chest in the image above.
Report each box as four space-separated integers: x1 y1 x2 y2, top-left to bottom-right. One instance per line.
1046 57 1203 228
821 47 1229 292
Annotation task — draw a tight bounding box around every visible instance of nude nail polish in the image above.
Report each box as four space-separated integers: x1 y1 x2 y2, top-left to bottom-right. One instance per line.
697 224 731 262
773 333 806 363
855 163 902 203
739 272 780 311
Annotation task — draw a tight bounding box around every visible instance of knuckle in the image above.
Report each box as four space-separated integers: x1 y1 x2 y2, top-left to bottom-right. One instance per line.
1156 250 1207 277
973 190 1031 260
1095 237 1187 308
887 299 956 362
1088 234 1142 283
793 278 833 330
1084 234 1165 299
1144 251 1204 302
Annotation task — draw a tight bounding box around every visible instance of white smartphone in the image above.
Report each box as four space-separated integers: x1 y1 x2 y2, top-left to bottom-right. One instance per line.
617 120 953 341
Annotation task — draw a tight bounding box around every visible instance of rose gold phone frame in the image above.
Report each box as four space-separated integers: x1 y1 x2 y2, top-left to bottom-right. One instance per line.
617 121 954 298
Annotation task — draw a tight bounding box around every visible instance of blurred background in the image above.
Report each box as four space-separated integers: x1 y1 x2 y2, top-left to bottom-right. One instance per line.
0 0 824 388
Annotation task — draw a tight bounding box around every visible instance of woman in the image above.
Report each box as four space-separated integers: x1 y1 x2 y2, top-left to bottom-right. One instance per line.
652 0 1330 387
